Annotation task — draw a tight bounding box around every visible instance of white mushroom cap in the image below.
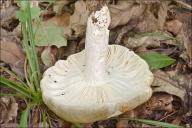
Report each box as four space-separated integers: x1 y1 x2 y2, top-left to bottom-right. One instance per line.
41 45 153 123
40 5 153 123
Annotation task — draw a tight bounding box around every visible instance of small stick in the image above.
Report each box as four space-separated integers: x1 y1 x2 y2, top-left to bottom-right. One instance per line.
158 109 179 121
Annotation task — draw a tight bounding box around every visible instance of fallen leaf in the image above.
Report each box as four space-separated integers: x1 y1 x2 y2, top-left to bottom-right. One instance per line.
126 30 179 49
64 1 89 38
108 1 147 29
1 96 18 124
33 21 67 47
140 53 175 70
116 120 129 128
77 38 85 53
58 41 77 60
9 59 25 80
148 92 173 112
41 47 56 67
152 69 186 102
0 123 19 127
44 12 71 28
172 117 181 125
57 118 72 127
134 10 158 33
164 20 183 35
33 122 49 128
167 71 192 111
0 40 25 63
114 19 138 44
127 36 160 49
157 1 171 30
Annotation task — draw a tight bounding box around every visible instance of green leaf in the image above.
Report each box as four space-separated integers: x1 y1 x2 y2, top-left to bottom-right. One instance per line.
108 117 184 128
30 6 41 18
33 21 67 47
15 11 28 22
140 53 175 70
17 1 31 10
19 102 39 127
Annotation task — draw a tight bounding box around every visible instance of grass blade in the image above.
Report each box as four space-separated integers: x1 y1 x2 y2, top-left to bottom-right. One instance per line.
19 102 39 127
1 78 37 101
72 123 83 128
43 110 46 127
108 117 184 128
0 66 29 89
46 112 52 128
0 93 29 98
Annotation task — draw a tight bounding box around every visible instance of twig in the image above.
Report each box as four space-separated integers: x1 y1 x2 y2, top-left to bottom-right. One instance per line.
158 109 179 121
174 0 192 10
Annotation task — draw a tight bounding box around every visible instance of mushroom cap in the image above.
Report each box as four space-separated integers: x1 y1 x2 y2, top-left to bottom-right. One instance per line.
40 45 153 123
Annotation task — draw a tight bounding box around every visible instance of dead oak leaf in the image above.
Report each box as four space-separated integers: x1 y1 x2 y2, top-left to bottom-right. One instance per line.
44 12 71 28
0 40 25 63
108 1 147 29
152 69 186 102
1 96 18 124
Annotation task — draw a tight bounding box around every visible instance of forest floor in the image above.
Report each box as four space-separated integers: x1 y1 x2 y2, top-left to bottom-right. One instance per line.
1 0 192 127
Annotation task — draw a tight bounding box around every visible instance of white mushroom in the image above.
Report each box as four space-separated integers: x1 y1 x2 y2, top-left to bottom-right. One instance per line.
40 5 153 123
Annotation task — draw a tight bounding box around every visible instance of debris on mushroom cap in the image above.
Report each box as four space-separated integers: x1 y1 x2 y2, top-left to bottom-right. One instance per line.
40 5 153 123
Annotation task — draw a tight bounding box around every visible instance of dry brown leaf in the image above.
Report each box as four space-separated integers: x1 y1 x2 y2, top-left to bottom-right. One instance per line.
116 120 129 128
57 118 72 127
108 1 147 29
115 20 138 44
167 71 192 110
44 13 71 28
120 102 152 119
127 35 160 49
33 122 49 128
126 30 180 49
58 41 77 60
0 40 25 63
1 4 17 21
148 93 173 112
64 1 89 38
64 1 149 38
9 59 25 80
1 96 18 124
152 69 186 102
157 1 171 30
164 20 183 35
77 38 85 53
0 123 19 127
177 24 192 59
172 117 181 125
135 10 158 33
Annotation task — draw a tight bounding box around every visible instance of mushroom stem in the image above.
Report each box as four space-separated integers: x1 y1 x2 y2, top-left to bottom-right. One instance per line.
84 5 111 86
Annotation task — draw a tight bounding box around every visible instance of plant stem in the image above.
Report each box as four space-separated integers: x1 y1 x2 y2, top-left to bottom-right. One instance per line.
34 1 53 37
22 21 37 92
27 1 40 88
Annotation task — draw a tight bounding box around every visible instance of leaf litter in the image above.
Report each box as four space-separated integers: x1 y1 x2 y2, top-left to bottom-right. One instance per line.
1 0 192 127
